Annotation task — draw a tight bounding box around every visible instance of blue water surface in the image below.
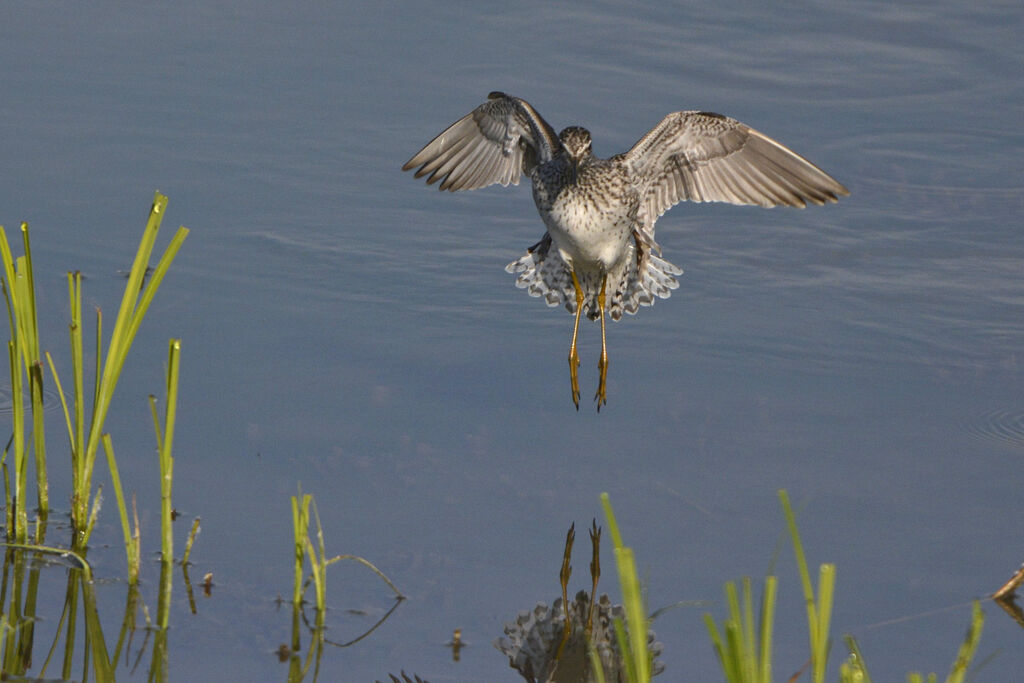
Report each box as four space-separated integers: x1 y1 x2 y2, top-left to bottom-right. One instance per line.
1 1 1022 680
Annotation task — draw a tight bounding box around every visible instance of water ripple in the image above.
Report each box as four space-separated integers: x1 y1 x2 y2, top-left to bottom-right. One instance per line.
0 385 64 415
963 409 1024 449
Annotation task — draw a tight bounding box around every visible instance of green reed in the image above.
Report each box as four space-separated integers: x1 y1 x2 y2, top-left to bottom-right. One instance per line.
3 192 191 552
102 433 141 583
58 193 187 549
598 492 654 683
288 489 404 681
151 339 181 605
703 490 985 683
778 489 836 683
0 223 47 542
704 575 778 683
703 490 831 683
0 193 187 681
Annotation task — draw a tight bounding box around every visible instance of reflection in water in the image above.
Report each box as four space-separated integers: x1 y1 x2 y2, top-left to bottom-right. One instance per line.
497 591 665 683
0 543 172 680
377 673 429 683
283 595 405 682
284 490 406 682
3 1 1023 679
992 562 1024 630
0 519 408 682
446 628 465 662
404 92 847 410
494 522 664 682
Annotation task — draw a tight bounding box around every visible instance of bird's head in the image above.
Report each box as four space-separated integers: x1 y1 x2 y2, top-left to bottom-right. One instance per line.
558 126 592 163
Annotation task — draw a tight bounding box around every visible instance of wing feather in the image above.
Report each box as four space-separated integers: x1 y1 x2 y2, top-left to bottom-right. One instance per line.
623 111 849 231
403 92 560 192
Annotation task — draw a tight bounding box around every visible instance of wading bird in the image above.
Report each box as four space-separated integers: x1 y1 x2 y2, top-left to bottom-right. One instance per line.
403 92 847 410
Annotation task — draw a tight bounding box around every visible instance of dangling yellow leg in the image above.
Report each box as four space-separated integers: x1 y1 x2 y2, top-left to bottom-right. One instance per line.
595 275 608 410
568 270 585 410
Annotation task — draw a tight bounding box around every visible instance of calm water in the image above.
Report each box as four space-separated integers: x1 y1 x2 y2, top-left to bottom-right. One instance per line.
1 1 1022 680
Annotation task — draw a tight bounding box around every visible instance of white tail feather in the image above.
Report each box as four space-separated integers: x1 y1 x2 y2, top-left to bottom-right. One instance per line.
505 238 682 321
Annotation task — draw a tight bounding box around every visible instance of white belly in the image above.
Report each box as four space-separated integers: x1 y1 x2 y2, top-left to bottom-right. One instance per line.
538 188 634 272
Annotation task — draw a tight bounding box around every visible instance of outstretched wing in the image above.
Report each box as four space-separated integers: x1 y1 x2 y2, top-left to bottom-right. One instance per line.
621 111 849 232
403 92 560 192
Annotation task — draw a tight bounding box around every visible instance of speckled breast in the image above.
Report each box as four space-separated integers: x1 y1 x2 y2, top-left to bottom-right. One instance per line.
531 160 638 272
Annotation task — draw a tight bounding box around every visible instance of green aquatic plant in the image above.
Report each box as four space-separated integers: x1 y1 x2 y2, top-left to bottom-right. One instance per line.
287 489 404 682
102 433 142 583
1 192 188 682
5 192 190 552
906 600 984 683
778 489 836 683
599 492 655 683
704 490 835 683
52 192 188 550
839 635 871 682
0 223 47 542
703 490 986 683
704 575 778 683
151 339 181 607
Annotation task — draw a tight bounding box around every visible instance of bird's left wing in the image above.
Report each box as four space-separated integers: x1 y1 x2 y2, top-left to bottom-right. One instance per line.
620 111 849 233
403 92 560 192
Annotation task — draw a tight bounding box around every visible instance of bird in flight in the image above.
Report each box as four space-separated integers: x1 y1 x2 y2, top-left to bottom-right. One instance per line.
403 92 848 411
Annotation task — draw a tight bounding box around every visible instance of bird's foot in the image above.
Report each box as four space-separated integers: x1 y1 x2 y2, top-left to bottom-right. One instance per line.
569 349 581 410
594 352 608 411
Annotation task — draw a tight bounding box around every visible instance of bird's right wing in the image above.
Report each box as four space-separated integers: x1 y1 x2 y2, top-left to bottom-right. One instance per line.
403 92 560 192
621 111 849 233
